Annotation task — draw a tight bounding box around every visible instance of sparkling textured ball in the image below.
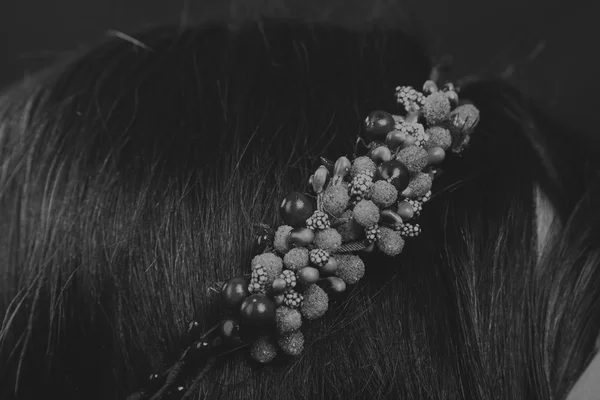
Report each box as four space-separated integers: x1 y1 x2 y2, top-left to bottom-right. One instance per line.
396 146 428 174
425 126 452 150
363 110 396 141
279 192 315 227
377 160 410 192
278 330 305 356
403 172 433 199
335 254 365 285
352 200 380 227
322 183 350 217
368 180 398 208
377 227 405 257
350 156 377 177
221 276 250 308
274 225 293 253
313 228 343 252
276 307 302 334
240 294 276 326
250 336 277 363
283 247 309 272
422 92 451 125
300 284 329 320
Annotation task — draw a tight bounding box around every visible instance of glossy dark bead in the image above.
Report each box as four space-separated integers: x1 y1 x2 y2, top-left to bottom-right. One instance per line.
320 257 338 275
221 277 250 308
239 294 276 327
252 225 274 256
289 227 315 246
318 276 347 293
279 192 315 227
380 209 403 228
219 317 245 346
363 110 396 141
377 160 410 191
297 266 320 284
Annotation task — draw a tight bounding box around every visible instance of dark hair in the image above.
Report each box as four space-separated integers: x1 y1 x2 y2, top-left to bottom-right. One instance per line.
1 18 599 400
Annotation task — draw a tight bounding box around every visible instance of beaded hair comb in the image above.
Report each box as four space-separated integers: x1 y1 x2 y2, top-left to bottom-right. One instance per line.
128 78 480 400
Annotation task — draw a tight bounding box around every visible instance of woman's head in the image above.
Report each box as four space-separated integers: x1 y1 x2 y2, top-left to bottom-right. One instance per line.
1 18 599 400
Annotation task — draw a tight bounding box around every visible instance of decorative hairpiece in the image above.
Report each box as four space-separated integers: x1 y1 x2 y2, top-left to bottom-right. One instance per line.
128 78 480 400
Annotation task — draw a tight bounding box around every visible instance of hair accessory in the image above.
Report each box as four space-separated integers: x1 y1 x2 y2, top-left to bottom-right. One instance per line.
128 78 480 400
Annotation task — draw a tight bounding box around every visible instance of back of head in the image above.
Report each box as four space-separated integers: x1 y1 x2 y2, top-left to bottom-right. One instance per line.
1 18 599 400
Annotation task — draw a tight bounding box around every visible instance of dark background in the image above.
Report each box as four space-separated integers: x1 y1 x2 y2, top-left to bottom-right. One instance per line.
0 0 596 133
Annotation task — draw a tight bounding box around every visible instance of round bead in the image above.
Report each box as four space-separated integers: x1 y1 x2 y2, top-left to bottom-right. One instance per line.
221 277 250 308
298 266 320 284
318 277 346 293
320 257 338 275
363 110 395 141
385 130 407 150
427 147 446 166
377 160 410 191
380 209 403 229
272 278 287 292
289 227 315 247
397 201 415 220
370 146 392 164
279 192 316 227
219 317 245 345
239 294 276 327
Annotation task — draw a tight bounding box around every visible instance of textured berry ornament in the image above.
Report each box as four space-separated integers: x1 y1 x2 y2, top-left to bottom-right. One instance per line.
280 269 297 290
365 225 381 243
306 210 331 231
400 223 422 238
335 254 366 285
250 336 277 363
279 192 315 227
377 160 410 192
406 199 423 217
322 183 350 217
283 289 304 309
418 191 432 203
363 110 396 141
349 171 374 201
278 330 305 356
240 294 276 326
276 307 302 334
249 264 268 294
251 253 283 285
398 122 428 148
395 86 425 112
300 284 329 320
221 277 250 308
309 248 330 267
